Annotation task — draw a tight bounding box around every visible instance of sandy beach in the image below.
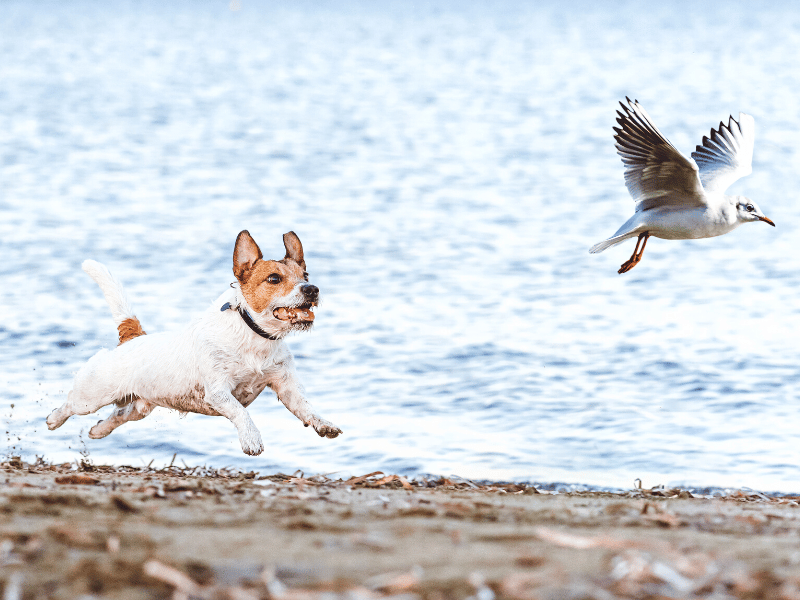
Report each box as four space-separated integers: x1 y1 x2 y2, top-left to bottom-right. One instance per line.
2 458 800 599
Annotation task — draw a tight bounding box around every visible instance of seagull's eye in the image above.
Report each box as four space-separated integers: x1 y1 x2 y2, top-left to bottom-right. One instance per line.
267 273 282 284
746 203 755 212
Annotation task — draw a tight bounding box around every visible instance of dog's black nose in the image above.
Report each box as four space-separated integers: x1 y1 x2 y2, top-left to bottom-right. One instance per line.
301 284 319 298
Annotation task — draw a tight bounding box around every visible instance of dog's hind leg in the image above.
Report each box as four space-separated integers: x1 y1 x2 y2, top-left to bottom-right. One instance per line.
47 349 121 431
88 398 154 439
46 392 78 430
47 389 102 430
47 387 125 432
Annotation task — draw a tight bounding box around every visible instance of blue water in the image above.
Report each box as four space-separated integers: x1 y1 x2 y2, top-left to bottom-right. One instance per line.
2 0 800 492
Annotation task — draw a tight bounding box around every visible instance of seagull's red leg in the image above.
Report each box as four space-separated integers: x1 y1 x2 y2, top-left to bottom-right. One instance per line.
618 232 650 274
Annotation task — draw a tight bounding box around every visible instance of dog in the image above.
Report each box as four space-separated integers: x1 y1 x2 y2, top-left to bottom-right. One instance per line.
46 230 342 455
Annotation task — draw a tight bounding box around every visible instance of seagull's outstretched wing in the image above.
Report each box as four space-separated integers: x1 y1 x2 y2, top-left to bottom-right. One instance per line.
690 113 754 194
614 97 706 211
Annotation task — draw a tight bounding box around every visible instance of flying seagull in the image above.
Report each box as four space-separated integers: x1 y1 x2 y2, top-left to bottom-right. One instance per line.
590 97 774 274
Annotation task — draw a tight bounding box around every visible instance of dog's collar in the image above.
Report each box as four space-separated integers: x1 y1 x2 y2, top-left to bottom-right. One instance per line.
221 302 279 341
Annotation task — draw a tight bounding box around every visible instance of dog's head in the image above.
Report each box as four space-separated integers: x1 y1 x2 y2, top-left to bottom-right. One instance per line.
232 230 319 335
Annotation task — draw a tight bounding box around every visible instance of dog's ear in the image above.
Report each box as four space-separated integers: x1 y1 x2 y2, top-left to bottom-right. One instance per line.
233 230 263 282
283 231 306 270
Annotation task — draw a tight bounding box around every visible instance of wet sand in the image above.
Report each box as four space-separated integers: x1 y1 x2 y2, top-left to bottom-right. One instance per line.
2 458 800 599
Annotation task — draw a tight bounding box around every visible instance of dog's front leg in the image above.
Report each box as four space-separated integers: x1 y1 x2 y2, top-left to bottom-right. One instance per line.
270 368 342 439
205 387 264 455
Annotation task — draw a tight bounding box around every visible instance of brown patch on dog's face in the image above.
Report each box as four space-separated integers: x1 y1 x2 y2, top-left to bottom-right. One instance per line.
237 258 308 313
233 230 316 321
118 317 146 345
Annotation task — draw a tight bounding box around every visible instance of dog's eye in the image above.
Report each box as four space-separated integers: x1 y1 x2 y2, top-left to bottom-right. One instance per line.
303 271 309 282
267 273 282 284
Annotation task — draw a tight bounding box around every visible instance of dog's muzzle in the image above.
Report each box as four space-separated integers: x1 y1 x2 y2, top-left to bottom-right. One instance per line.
273 285 319 324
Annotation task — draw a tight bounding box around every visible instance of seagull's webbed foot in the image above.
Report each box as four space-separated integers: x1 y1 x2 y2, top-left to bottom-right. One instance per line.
618 232 650 274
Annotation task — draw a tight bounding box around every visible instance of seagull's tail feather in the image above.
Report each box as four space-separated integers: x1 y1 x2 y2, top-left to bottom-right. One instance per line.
589 232 638 254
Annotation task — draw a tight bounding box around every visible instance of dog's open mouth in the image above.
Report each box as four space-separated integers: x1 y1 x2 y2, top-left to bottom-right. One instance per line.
273 303 316 324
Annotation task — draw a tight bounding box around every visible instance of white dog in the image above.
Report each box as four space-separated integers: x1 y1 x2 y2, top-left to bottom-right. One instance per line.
47 230 342 455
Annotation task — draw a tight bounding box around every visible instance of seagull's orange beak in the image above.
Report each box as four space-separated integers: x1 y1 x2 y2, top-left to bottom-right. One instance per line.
758 215 776 227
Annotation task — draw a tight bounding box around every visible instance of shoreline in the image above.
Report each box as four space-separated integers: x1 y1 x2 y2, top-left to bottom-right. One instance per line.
11 452 797 498
3 458 800 599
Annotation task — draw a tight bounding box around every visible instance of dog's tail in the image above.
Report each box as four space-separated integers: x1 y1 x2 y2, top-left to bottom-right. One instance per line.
82 259 146 345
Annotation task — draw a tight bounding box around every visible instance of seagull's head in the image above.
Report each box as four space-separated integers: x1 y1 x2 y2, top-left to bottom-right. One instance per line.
734 197 775 227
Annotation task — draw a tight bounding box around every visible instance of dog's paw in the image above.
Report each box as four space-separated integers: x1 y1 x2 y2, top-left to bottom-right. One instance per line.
88 420 111 439
308 416 342 439
239 429 264 456
46 409 68 430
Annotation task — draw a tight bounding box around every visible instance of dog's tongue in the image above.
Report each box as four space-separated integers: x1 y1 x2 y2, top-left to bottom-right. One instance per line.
273 307 315 323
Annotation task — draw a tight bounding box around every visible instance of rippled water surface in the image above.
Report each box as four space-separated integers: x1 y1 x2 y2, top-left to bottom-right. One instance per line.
2 0 800 491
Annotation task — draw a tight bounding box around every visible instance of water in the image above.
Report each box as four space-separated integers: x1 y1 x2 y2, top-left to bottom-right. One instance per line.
2 0 800 492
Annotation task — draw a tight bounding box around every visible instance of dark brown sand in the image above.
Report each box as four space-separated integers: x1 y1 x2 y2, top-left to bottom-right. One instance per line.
2 458 800 599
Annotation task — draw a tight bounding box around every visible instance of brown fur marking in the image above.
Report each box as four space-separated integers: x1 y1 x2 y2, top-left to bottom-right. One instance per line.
232 230 263 282
118 317 146 345
283 231 306 270
238 259 306 313
233 231 308 314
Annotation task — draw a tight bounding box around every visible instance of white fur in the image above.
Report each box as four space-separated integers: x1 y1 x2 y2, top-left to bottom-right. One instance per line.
47 263 341 455
82 259 136 325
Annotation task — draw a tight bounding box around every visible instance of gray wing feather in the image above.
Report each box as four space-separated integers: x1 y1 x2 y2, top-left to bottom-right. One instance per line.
614 97 706 211
690 113 754 193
